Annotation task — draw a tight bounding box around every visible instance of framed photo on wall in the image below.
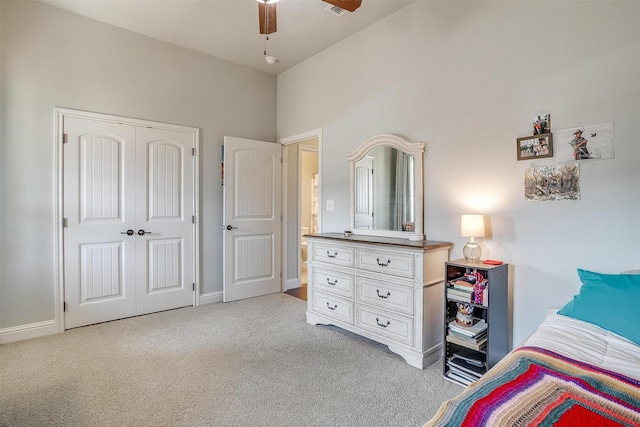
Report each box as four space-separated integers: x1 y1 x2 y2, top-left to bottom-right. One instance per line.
517 133 553 160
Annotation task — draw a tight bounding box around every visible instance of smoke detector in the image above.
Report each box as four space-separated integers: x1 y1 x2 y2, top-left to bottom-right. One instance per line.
265 56 278 65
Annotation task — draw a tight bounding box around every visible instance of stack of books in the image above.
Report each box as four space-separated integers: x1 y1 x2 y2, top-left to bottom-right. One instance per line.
445 350 486 386
446 319 487 351
446 275 489 306
446 285 474 303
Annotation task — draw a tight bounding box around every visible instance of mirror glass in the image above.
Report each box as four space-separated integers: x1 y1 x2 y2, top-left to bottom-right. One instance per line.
353 146 415 232
346 134 425 240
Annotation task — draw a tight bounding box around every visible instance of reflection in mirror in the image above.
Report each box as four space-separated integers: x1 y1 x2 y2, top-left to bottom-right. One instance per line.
354 146 415 232
346 134 425 240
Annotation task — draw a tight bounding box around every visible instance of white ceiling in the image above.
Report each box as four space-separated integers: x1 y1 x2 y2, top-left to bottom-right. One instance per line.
40 0 415 75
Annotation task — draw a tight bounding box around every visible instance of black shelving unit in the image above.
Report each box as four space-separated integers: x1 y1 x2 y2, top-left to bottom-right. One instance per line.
443 259 509 386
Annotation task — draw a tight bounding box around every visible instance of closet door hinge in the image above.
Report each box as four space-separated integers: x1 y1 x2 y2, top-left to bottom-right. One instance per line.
192 147 195 156
63 218 68 228
192 215 195 224
192 283 196 291
64 302 68 312
62 133 68 144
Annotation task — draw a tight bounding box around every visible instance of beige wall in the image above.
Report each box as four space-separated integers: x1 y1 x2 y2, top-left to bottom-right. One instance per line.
0 1 277 329
277 1 640 346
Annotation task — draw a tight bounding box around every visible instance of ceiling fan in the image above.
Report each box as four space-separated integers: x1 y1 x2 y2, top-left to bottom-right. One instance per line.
257 0 363 36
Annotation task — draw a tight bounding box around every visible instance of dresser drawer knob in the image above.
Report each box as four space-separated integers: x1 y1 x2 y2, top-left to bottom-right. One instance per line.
376 258 391 267
326 302 338 310
327 278 338 286
376 289 391 299
327 251 338 258
376 317 391 328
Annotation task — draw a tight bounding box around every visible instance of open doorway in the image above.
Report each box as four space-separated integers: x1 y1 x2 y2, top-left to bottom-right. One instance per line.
281 132 321 301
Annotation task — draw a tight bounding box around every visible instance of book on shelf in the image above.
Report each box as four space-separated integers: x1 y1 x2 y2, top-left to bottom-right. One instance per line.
448 319 487 337
447 356 485 377
445 370 475 386
447 288 473 297
446 333 487 351
453 349 486 367
449 281 475 292
446 291 473 303
447 282 489 306
448 330 486 343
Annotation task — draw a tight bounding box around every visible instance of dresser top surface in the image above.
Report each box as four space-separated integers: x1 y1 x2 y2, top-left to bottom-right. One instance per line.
304 232 453 251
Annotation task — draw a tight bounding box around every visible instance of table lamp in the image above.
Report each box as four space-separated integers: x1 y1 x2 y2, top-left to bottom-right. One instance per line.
461 214 485 261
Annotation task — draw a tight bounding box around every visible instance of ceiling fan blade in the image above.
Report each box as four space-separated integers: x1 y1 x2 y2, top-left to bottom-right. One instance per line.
321 0 362 13
258 2 277 35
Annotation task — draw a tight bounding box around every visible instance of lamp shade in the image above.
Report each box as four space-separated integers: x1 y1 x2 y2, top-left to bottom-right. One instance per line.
461 214 485 238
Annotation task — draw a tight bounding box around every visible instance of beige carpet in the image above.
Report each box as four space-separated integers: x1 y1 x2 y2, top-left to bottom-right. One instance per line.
0 293 462 427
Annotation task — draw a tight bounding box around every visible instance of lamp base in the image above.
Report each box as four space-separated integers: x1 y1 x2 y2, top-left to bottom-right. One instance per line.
463 241 482 261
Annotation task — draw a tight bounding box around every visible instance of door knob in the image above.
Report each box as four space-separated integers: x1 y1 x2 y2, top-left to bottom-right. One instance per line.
225 225 238 231
137 229 151 236
120 229 134 236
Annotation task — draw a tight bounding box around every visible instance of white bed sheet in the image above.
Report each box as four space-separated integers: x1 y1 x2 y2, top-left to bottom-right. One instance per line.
522 312 640 381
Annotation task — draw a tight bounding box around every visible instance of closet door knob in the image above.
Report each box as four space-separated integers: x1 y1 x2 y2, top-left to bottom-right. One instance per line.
120 230 134 236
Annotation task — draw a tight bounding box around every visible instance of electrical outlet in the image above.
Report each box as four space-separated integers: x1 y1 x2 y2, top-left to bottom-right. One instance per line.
326 200 335 211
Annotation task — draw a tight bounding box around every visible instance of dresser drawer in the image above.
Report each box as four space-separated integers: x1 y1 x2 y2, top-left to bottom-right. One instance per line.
356 248 414 279
356 277 414 315
356 306 414 346
311 267 355 298
312 291 354 325
311 243 355 268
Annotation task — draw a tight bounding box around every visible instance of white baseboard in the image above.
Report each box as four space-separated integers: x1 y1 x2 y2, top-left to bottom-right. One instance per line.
0 319 59 344
198 291 223 305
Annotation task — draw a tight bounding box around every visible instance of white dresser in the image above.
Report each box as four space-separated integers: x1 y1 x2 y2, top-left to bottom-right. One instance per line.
305 233 452 369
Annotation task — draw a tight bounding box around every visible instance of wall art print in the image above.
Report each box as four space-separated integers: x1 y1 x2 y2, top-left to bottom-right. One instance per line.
533 114 551 135
556 122 613 162
525 164 580 201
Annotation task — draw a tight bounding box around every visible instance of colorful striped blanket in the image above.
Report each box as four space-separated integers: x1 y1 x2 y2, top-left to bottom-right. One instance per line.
425 347 640 427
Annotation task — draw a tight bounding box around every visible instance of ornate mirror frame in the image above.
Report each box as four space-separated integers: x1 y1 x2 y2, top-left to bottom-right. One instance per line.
345 134 425 241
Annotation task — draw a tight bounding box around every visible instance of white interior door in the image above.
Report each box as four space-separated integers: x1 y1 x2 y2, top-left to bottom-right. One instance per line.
63 117 138 329
135 127 195 315
354 155 374 229
63 114 196 328
223 136 282 302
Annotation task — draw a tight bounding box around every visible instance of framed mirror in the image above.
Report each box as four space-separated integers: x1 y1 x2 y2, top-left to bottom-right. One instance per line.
345 134 425 241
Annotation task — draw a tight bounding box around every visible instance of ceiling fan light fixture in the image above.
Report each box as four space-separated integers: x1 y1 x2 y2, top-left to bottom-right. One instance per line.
265 56 278 65
256 0 279 4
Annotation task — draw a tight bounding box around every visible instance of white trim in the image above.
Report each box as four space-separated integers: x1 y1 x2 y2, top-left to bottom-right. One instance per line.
277 129 323 293
54 107 200 333
0 320 59 344
198 291 223 305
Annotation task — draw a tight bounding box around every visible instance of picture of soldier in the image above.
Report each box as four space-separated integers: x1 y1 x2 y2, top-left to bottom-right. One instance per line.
533 114 551 135
556 122 613 162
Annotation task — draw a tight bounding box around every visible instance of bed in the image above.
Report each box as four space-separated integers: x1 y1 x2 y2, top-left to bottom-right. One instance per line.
425 269 640 427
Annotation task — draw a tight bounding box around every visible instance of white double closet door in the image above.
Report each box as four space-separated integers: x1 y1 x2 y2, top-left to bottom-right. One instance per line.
63 114 196 329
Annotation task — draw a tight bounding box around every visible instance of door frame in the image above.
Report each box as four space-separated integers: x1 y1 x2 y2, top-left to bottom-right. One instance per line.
53 107 200 332
278 129 323 292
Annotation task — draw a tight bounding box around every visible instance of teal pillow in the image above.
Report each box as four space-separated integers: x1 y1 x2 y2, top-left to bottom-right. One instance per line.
558 269 640 345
